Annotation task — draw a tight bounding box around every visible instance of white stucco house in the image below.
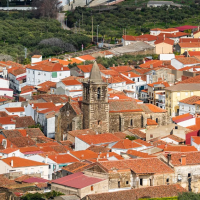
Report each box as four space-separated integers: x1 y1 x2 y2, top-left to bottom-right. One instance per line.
5 107 25 117
0 157 49 179
191 136 200 151
26 63 70 86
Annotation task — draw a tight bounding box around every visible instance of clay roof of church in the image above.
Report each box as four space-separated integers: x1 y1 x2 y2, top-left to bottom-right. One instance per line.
109 99 143 113
89 61 103 83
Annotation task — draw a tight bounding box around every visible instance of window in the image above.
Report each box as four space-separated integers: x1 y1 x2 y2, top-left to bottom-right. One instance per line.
133 78 135 81
156 118 158 123
49 165 51 169
5 126 8 130
60 73 62 76
188 173 191 178
20 112 23 116
189 107 191 111
97 87 101 100
140 178 143 186
182 105 184 109
166 178 169 183
98 120 101 125
185 92 188 96
130 119 133 126
118 181 120 188
150 134 153 138
91 185 93 191
33 71 34 74
191 92 194 96
177 92 180 97
44 73 46 76
28 70 30 74
126 181 129 185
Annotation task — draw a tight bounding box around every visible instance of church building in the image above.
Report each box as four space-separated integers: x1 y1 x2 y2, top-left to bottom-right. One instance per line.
55 62 170 141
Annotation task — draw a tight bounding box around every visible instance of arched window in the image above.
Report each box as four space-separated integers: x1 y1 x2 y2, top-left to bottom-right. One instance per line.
97 87 101 100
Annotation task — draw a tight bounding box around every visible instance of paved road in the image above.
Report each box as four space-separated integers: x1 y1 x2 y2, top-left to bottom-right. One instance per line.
57 13 70 31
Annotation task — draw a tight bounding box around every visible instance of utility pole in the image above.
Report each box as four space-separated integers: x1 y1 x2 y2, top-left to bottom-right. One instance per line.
79 19 80 32
82 12 83 25
7 0 9 15
92 16 94 42
97 25 99 46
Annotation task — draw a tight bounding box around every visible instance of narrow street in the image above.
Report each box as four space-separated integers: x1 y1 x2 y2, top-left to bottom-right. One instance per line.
57 13 70 30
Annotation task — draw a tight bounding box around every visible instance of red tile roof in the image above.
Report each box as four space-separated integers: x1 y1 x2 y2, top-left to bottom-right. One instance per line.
37 81 56 92
78 55 96 61
165 151 200 166
70 150 98 160
98 158 174 174
139 60 163 69
148 81 169 88
86 184 186 200
23 177 48 183
52 172 104 189
122 35 136 41
48 154 79 164
178 74 200 84
62 79 81 86
179 38 200 43
134 139 152 147
164 145 197 152
112 139 142 149
77 64 106 73
2 157 47 167
155 38 174 45
158 32 189 38
187 118 200 131
140 103 167 113
178 42 200 48
147 118 158 125
77 133 121 145
172 113 193 123
126 149 154 158
5 107 24 113
27 63 69 72
179 95 200 105
161 135 185 143
192 136 200 145
31 102 55 109
121 72 140 78
127 128 146 139
110 66 132 73
99 152 124 160
135 34 157 42
176 25 197 31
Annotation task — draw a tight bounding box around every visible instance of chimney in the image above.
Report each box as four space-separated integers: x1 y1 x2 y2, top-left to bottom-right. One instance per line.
164 34 165 40
181 155 186 165
107 153 109 158
96 131 98 135
45 155 48 164
190 41 191 43
150 64 153 69
61 67 63 71
11 160 13 167
128 73 131 77
167 153 171 165
198 26 199 31
142 33 144 35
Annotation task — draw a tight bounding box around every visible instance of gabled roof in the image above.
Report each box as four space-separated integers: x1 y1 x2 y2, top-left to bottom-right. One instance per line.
5 107 24 113
48 154 79 164
161 135 185 143
127 128 146 139
86 184 186 200
110 66 132 73
177 74 200 84
87 145 110 153
147 118 158 126
140 104 166 113
191 136 200 145
62 79 81 86
135 34 157 42
165 83 200 91
52 172 104 189
31 102 55 109
37 81 56 92
77 133 120 145
70 150 98 160
27 62 69 72
178 42 200 48
62 162 91 173
77 63 106 73
122 35 136 41
112 139 142 149
2 157 47 168
148 81 169 88
16 116 35 128
154 38 174 45
158 32 189 38
78 55 96 61
68 129 96 137
172 113 193 123
164 145 197 152
139 60 163 69
121 72 140 78
98 158 174 174
126 149 153 158
165 151 200 166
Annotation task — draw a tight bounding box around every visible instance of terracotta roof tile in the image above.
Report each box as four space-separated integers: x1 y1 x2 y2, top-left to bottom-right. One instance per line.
26 128 44 138
78 55 96 61
62 162 90 173
77 133 121 145
110 66 132 73
164 145 197 152
112 139 142 149
148 81 169 88
70 150 98 160
8 136 36 148
155 38 174 45
147 118 158 125
98 157 174 174
172 113 193 123
2 129 22 138
77 64 106 73
27 63 69 72
140 103 166 113
99 152 124 160
15 116 35 128
162 135 185 143
175 57 200 65
31 102 55 109
87 145 110 153
192 136 200 145
68 129 96 137
126 149 154 158
139 60 163 69
86 184 186 200
134 139 152 147
127 128 146 139
2 157 47 167
48 154 79 164
37 81 56 92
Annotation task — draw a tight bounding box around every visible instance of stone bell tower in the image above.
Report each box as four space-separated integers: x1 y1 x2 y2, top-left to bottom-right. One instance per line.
82 61 109 133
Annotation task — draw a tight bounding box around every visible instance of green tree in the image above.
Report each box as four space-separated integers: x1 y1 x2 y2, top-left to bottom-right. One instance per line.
126 135 136 140
21 193 44 200
178 192 200 200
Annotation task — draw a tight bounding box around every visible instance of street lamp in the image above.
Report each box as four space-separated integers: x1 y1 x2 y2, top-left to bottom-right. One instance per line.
97 25 99 46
